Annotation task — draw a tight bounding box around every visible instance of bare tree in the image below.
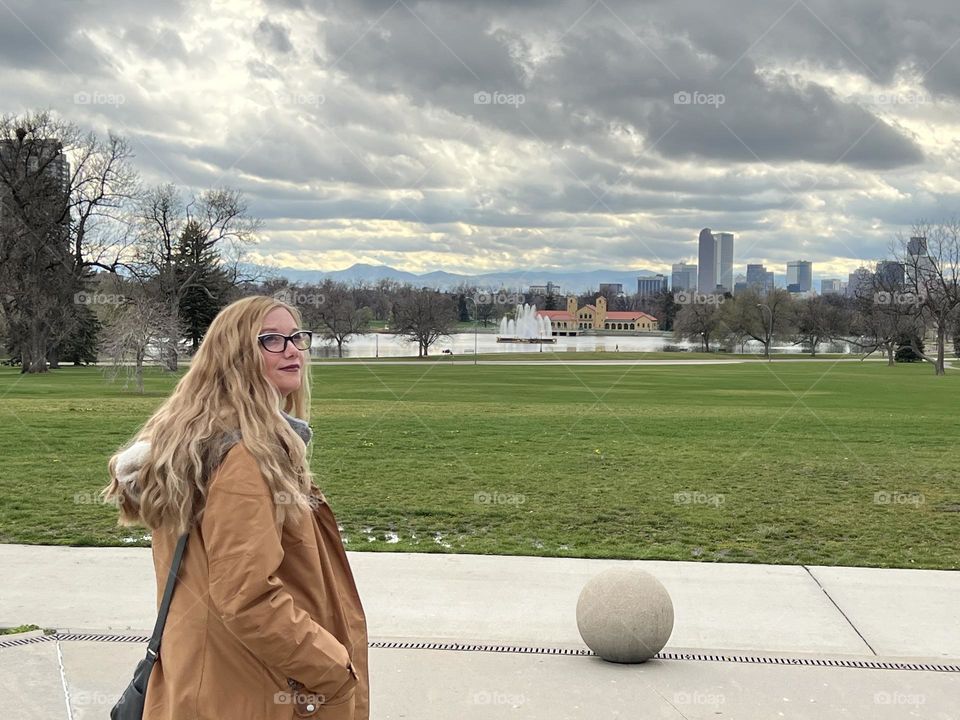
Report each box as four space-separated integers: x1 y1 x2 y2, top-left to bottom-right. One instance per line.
132 184 260 371
96 276 172 393
726 288 793 358
792 295 844 357
896 221 960 375
298 280 372 357
0 111 138 372
391 286 458 357
846 262 923 365
673 300 725 352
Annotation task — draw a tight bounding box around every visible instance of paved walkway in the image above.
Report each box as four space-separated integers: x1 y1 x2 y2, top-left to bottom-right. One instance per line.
1 546 958 719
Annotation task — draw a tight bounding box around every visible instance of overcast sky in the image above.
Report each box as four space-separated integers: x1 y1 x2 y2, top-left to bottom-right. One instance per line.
3 0 958 280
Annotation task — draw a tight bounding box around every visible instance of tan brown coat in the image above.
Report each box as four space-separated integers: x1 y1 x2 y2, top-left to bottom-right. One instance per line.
142 441 369 719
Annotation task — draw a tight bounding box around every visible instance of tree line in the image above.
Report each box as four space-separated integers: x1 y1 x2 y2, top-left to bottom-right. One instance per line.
2 110 957 382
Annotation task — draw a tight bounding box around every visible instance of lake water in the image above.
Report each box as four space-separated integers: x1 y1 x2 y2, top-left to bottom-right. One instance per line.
309 332 853 358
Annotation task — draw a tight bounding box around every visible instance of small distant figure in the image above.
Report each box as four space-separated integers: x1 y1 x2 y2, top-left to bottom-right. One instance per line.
442 348 453 355
615 344 619 352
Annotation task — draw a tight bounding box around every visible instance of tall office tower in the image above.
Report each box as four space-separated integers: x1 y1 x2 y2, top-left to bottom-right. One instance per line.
876 260 905 289
697 228 716 292
906 235 936 287
0 133 71 248
671 262 697 291
746 263 770 293
846 267 873 298
637 274 668 297
820 279 843 295
786 261 813 292
697 228 735 293
714 232 734 292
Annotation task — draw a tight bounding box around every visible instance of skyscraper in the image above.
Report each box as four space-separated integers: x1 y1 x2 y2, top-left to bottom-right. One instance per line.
0 132 71 246
746 263 774 294
846 267 873 298
876 260 905 289
786 261 813 293
671 262 697 291
906 235 935 288
637 274 668 297
820 279 843 295
714 232 734 292
697 228 735 293
697 228 716 293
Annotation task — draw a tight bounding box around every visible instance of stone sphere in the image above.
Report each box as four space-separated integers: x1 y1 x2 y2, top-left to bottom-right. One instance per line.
576 567 674 662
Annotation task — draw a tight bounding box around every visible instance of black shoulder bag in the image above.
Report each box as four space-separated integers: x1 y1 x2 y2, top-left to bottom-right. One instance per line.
110 531 190 720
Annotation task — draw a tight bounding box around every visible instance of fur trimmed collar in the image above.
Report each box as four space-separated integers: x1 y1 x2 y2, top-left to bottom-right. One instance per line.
114 411 313 508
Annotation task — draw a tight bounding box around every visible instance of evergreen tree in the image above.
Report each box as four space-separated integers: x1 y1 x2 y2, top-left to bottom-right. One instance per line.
175 220 231 351
59 302 101 365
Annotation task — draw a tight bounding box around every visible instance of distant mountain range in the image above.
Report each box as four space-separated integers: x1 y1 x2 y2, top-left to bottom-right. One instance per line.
244 261 847 294
247 262 660 295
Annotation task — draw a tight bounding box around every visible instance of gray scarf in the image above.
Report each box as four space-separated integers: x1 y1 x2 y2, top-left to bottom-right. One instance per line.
279 409 313 445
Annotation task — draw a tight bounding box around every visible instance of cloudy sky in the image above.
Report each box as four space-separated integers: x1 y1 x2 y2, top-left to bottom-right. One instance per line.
3 0 959 281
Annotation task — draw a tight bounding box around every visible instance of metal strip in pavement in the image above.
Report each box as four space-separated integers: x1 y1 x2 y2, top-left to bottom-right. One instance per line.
2 633 958 673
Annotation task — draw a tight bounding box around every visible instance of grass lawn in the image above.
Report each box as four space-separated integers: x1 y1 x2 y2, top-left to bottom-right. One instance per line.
0 361 957 569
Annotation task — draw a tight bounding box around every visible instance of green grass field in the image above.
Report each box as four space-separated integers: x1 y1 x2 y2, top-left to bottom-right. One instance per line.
0 361 957 569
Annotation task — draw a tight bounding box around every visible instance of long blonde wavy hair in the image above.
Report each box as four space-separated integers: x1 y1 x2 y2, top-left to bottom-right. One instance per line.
102 295 315 536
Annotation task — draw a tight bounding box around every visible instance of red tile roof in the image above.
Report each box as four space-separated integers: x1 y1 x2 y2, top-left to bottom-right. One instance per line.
535 309 658 322
536 310 574 320
606 311 658 321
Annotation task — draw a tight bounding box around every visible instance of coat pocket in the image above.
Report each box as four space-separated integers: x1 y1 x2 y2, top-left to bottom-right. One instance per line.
286 678 356 719
315 687 355 719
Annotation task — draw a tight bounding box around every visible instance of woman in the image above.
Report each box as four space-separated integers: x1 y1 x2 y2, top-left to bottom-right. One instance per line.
102 295 369 719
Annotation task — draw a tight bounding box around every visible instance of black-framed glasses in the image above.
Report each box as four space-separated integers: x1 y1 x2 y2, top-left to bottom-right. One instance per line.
257 330 313 353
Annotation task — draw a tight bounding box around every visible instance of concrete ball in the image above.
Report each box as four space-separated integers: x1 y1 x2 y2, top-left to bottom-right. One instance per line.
576 567 674 662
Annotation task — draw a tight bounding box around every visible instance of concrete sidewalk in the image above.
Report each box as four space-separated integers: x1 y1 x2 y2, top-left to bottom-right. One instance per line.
1 545 958 719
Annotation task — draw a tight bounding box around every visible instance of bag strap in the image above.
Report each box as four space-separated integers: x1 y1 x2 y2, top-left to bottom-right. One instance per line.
145 531 190 659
